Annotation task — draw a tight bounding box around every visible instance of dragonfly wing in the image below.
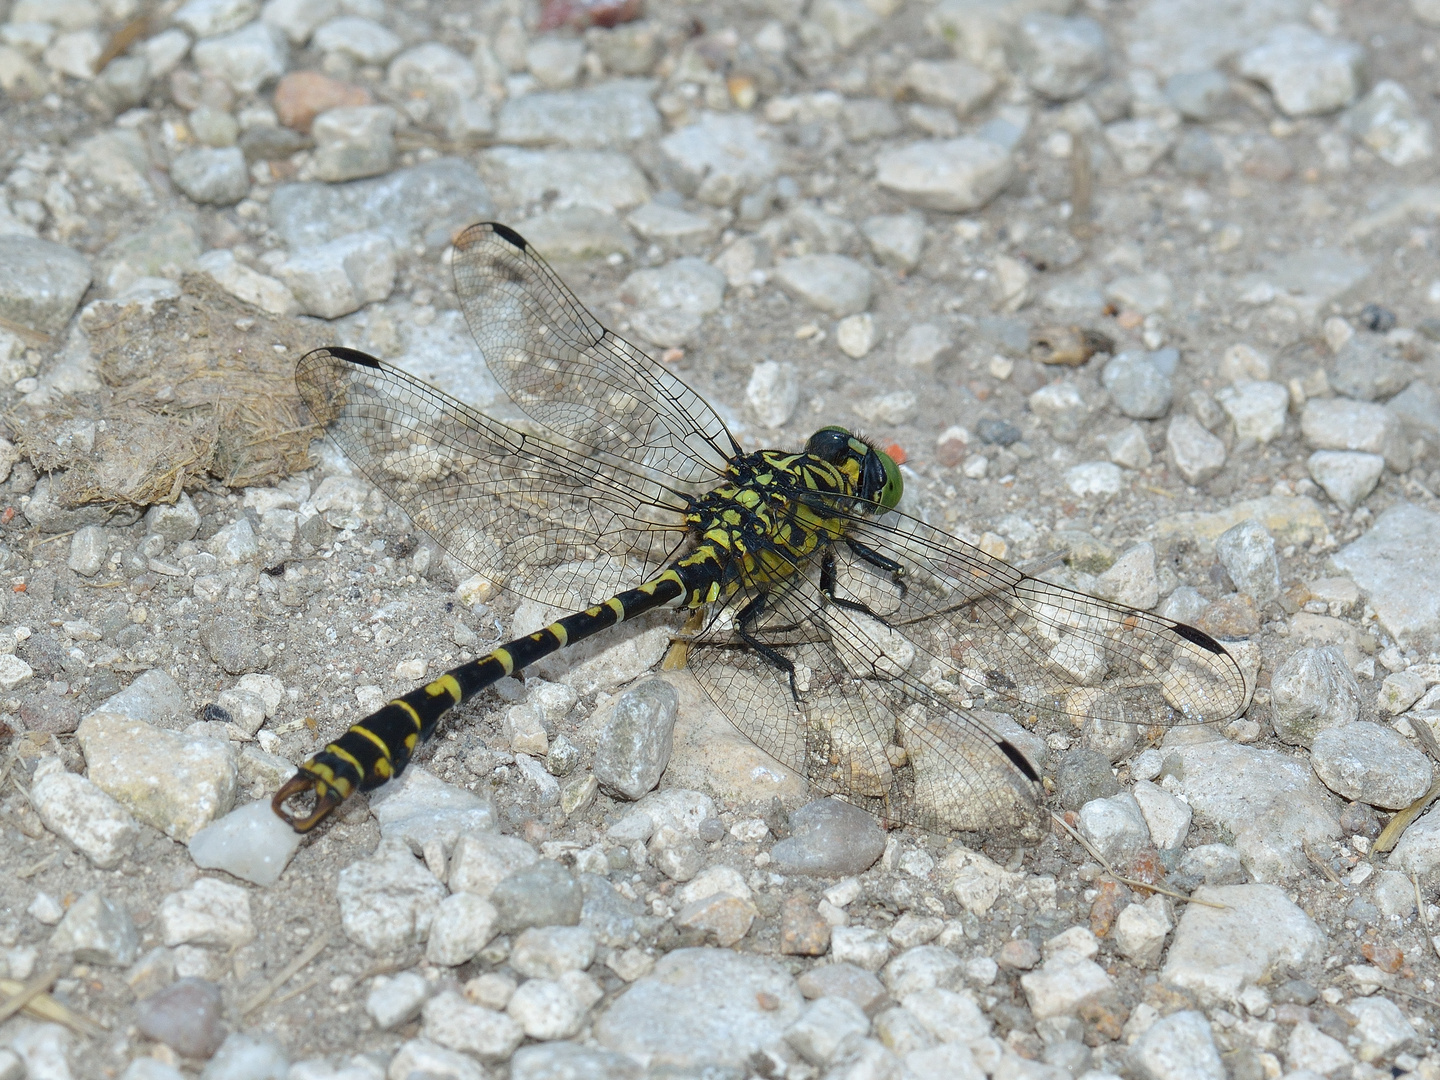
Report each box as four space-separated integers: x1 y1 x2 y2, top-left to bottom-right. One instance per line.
297 346 689 610
451 223 739 487
683 544 1043 836
827 504 1250 730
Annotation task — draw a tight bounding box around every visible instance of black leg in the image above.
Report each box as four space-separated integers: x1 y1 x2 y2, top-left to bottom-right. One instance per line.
845 538 908 601
736 592 802 703
821 549 894 625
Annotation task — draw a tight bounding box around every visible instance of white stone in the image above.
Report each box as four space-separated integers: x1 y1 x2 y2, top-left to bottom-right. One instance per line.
312 15 400 64
1019 954 1114 1019
174 0 258 38
1236 24 1364 117
1113 895 1172 968
836 312 877 358
901 987 990 1042
785 996 870 1066
1166 413 1226 485
1346 995 1416 1062
660 112 779 206
49 890 139 966
1128 1010 1224 1080
1105 117 1177 176
187 799 302 887
425 893 499 966
422 990 524 1061
197 249 297 316
159 876 255 947
336 837 447 952
43 28 101 78
1108 423 1158 470
831 926 892 972
1310 721 1432 810
509 925 596 979
30 758 139 869
312 104 397 182
479 148 651 213
385 1040 485 1080
895 323 952 368
1307 450 1384 511
448 831 539 898
746 361 798 428
1131 780 1190 849
772 254 873 317
1216 380 1288 444
261 0 335 43
192 21 288 95
1160 883 1326 1006
277 231 395 319
874 138 1014 213
366 970 430 1029
1064 461 1123 498
507 978 588 1040
1342 79 1433 166
1286 1020 1353 1073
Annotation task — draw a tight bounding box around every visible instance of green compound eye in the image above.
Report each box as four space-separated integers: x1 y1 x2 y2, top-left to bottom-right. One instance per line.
874 445 903 510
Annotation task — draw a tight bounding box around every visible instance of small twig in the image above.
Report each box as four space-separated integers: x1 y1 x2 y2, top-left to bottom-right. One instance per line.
17 851 60 879
1383 985 1440 1012
1050 813 1226 909
0 972 106 1038
269 975 321 1009
1375 778 1440 854
28 530 75 554
241 930 331 1015
1303 840 1342 885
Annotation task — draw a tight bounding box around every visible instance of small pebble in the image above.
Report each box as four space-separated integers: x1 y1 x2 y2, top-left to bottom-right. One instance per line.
136 978 226 1059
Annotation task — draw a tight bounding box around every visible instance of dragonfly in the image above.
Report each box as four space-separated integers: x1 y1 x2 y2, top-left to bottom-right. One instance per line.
272 221 1248 835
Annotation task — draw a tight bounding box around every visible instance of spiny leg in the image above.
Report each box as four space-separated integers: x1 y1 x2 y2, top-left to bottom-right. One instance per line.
820 549 894 624
845 538 908 601
736 591 803 704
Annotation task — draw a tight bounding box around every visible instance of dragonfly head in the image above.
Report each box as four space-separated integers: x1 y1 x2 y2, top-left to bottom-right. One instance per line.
805 426 904 512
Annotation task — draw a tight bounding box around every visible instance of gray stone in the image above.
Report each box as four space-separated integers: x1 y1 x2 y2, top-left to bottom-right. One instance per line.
1019 951 1114 1020
336 837 447 952
895 323 953 369
145 494 201 543
660 112 779 206
1107 272 1173 315
99 667 187 724
31 757 138 868
192 21 289 95
313 15 400 64
1165 69 1232 121
771 798 886 876
199 1032 288 1080
1391 804 1440 889
1307 451 1385 511
626 203 717 250
1113 895 1172 968
510 925 596 979
1177 843 1245 885
1346 995 1417 1061
67 524 106 577
882 946 963 998
874 138 1014 213
1166 413 1226 485
772 254 873 317
517 207 636 262
1173 128 1225 177
1380 669 1427 715
369 765 495 858
1129 1010 1224 1080
480 147 651 213
1215 519 1281 605
49 890 139 966
1125 0 1307 79
862 213 925 270
312 105 397 182
1236 23 1364 117
171 147 250 206
1029 381 1090 442
1267 247 1372 306
595 948 804 1066
1016 14 1108 101
1300 397 1408 472
746 361 799 427
593 679 678 801
64 130 154 202
136 978 226 1058
510 1042 642 1080
497 80 659 149
1333 503 1440 649
787 204 859 254
785 996 871 1066
1216 380 1288 444
1330 336 1414 403
1387 380 1440 445
269 159 493 250
386 41 480 123
1342 79 1434 166
449 831 539 898
1054 747 1119 811
1372 869 1417 918
589 21 661 77
1101 350 1173 420
422 989 524 1061
0 235 92 334
901 59 996 115
262 0 337 43
1077 791 1150 864
843 98 904 142
199 613 266 674
276 230 395 319
385 1040 485 1080
103 212 201 294
367 971 430 1031
159 876 254 948
1270 646 1361 746
1105 117 1179 176
526 36 584 88
1310 722 1431 809
492 860 583 932
1160 883 1326 1006
1164 729 1340 881
811 0 880 49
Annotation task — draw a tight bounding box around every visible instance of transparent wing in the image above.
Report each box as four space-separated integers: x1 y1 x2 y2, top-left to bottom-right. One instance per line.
682 490 1246 833
296 347 690 610
452 222 740 488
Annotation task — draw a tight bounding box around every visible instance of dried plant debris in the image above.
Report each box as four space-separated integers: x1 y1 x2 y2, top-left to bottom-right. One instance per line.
12 273 326 517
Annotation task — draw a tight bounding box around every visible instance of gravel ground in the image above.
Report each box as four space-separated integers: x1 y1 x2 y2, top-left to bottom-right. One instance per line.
3 0 1440 1077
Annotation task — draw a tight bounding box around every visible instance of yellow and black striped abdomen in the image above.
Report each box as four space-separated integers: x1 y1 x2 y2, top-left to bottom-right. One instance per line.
273 571 689 830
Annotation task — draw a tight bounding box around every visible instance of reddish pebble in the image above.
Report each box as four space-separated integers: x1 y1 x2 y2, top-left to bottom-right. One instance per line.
997 938 1040 970
1361 942 1403 973
274 71 372 134
1088 878 1129 938
882 442 907 466
539 0 641 30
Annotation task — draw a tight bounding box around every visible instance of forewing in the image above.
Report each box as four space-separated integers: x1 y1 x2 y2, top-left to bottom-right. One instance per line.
831 506 1250 729
451 223 738 487
296 347 689 610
